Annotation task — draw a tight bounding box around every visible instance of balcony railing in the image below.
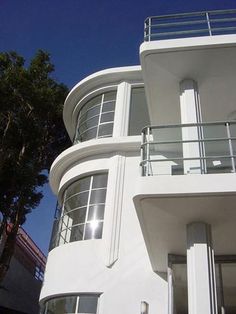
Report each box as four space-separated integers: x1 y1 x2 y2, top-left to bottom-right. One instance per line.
144 9 236 41
141 121 236 176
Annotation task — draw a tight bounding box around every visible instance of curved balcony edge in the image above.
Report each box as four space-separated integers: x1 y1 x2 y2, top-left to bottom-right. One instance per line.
133 173 236 272
133 173 236 201
63 66 142 140
50 137 141 194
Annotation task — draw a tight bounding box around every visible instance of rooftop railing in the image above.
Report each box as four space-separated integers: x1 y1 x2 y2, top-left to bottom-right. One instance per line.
144 9 236 41
141 121 236 176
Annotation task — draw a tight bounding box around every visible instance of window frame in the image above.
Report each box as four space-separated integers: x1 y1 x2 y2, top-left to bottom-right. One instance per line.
43 294 100 314
56 173 108 246
74 88 117 143
128 83 150 137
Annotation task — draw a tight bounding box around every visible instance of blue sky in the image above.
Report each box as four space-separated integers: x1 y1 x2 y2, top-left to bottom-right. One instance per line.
1 0 236 254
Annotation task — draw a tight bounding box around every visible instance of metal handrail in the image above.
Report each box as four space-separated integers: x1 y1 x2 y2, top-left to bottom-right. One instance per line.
144 9 236 41
142 120 236 132
141 121 236 176
141 155 236 165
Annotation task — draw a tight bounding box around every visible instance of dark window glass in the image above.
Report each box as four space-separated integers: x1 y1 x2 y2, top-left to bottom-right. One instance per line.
98 123 113 138
64 192 89 211
101 112 114 123
78 295 99 313
70 225 84 242
92 174 108 189
74 91 116 143
54 174 108 246
68 207 87 225
90 189 106 204
44 295 99 314
128 87 150 136
46 296 77 314
102 101 115 113
66 177 91 198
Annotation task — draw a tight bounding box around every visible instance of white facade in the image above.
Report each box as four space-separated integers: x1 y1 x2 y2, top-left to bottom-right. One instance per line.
40 10 236 314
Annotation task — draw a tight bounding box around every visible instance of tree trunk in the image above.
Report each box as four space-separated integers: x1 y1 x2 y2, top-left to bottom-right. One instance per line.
0 220 20 282
0 215 7 240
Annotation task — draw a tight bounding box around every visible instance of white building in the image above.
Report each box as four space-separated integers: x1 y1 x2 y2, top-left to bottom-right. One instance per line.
40 10 236 314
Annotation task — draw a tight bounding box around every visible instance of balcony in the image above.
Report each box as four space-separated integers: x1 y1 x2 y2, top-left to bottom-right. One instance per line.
141 121 236 176
144 9 236 41
133 121 236 271
140 10 236 126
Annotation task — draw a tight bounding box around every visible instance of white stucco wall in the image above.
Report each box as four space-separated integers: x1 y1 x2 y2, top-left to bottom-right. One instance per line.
41 153 167 314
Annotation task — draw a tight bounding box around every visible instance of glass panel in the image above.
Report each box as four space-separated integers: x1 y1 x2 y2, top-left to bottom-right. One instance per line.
152 126 182 143
88 204 105 221
202 124 227 140
102 101 115 113
75 91 116 143
66 177 91 198
149 142 183 158
92 174 108 189
103 90 116 102
147 142 183 176
206 157 233 173
58 231 67 245
46 296 77 314
128 87 150 136
79 105 101 125
64 192 89 212
84 222 103 240
204 140 229 157
172 263 188 314
100 112 114 123
229 123 236 141
68 207 87 225
78 295 98 313
222 263 236 313
98 123 113 137
79 127 97 142
60 217 69 230
70 224 84 242
79 115 100 133
232 139 236 155
80 95 102 116
90 189 106 204
49 219 60 251
216 263 236 314
55 173 107 247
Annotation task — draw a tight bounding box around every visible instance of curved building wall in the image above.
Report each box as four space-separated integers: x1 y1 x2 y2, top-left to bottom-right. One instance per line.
40 67 167 314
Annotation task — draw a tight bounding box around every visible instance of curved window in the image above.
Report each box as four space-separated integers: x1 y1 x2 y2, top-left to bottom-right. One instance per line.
74 91 117 143
55 173 107 246
42 294 99 314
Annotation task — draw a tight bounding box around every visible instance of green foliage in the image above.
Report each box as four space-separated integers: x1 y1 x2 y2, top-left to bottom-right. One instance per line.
0 50 70 229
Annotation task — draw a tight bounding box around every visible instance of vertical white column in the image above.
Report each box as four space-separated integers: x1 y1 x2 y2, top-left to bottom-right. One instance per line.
167 265 174 314
179 79 202 174
187 222 217 314
112 82 130 137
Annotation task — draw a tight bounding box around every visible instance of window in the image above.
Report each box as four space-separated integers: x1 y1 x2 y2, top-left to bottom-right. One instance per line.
56 173 107 246
74 91 116 143
43 294 99 314
128 87 150 136
170 255 236 314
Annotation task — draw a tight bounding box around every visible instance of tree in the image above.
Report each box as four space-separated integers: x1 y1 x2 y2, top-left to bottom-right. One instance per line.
0 50 70 281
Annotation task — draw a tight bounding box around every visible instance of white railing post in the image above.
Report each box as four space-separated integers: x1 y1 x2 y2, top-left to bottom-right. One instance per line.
206 12 212 36
168 262 174 314
148 17 151 41
141 129 145 176
226 122 236 172
146 127 151 175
